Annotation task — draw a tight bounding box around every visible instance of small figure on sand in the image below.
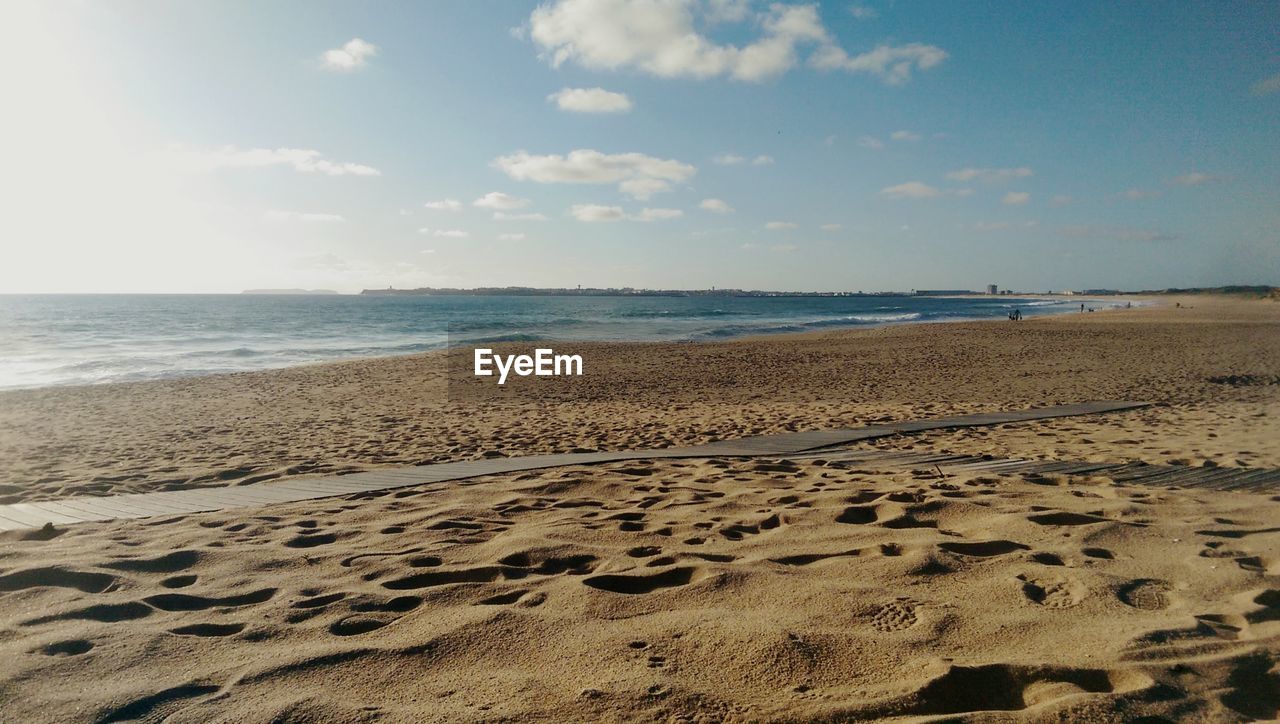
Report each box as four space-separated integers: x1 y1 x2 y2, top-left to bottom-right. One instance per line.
1008 309 1023 321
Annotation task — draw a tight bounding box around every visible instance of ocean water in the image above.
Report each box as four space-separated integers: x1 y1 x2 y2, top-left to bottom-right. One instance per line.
0 294 1119 390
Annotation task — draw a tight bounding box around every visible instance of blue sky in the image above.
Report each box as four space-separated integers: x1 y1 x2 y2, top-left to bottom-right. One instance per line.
3 0 1278 293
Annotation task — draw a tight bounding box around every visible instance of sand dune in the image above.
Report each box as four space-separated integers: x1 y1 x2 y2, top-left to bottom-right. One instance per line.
0 296 1278 720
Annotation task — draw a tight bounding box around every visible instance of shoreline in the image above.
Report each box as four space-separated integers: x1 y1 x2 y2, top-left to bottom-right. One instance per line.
0 294 1145 396
0 293 1274 506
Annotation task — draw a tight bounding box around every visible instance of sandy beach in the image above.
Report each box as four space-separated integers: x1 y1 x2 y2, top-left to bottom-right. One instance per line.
1 295 1278 721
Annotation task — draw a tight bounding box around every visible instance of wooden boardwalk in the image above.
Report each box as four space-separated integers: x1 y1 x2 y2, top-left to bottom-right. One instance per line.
785 448 1280 494
0 401 1169 531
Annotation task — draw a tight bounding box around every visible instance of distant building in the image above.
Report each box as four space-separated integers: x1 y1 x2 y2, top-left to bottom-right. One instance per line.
986 284 998 295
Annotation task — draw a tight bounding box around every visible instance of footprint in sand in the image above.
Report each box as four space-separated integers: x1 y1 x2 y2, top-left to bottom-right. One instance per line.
938 540 1030 557
582 566 697 595
1117 579 1171 610
1027 511 1110 526
859 663 1152 718
871 599 920 632
283 532 338 548
168 622 246 638
160 574 198 588
103 550 203 574
0 567 119 594
1018 574 1084 608
36 639 94 656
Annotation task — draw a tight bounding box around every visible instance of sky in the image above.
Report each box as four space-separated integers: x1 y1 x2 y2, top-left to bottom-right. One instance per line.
1 0 1278 294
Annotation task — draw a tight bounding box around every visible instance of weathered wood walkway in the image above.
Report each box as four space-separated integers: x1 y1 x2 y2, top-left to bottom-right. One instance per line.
786 448 1280 494
0 400 1212 532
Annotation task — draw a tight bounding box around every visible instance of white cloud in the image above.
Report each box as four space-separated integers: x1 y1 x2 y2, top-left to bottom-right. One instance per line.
699 198 733 213
494 211 550 221
1252 73 1280 96
1002 191 1030 205
569 203 626 222
547 87 634 113
850 4 879 20
824 134 837 146
498 232 527 241
527 0 944 84
820 223 843 231
706 0 751 23
1117 188 1159 200
493 149 695 199
890 129 920 141
945 166 1033 182
473 191 531 209
1169 172 1222 187
635 207 683 221
419 249 436 254
858 135 885 149
419 228 469 238
424 199 463 211
714 153 771 166
810 42 948 85
321 38 378 72
618 177 673 200
1050 195 1073 207
567 204 682 222
166 146 380 176
771 243 798 252
880 182 962 199
765 221 798 230
266 210 345 223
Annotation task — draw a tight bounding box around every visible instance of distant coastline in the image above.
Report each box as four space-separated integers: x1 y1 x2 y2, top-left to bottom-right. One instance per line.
359 285 1274 298
242 289 340 295
362 286 998 298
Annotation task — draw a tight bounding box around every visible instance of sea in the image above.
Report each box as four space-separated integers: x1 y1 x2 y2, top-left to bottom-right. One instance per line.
0 294 1125 390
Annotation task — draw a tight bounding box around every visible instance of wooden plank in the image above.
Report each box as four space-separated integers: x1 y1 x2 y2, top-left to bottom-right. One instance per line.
1178 467 1259 489
0 504 70 527
0 510 36 530
40 498 123 522
114 492 223 514
15 500 113 523
85 494 195 517
1224 469 1280 492
1216 469 1280 492
65 496 162 517
8 502 89 526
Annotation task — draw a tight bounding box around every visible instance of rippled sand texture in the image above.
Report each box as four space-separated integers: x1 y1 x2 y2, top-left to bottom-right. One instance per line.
2 457 1278 721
